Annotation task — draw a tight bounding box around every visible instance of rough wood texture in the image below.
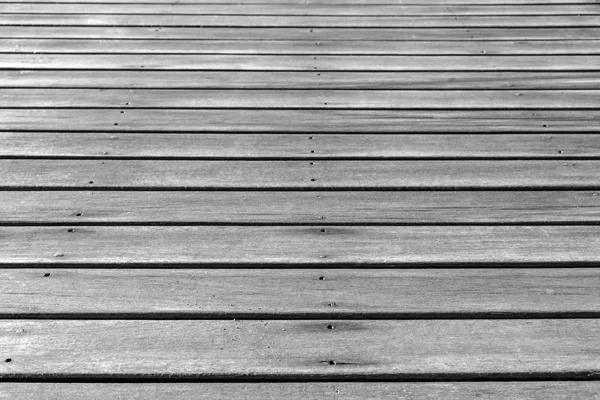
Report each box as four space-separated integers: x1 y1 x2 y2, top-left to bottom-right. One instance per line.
2 191 600 224
0 320 599 376
2 133 598 158
7 39 600 55
1 382 599 400
3 89 600 108
3 27 599 40
5 71 600 89
3 109 599 132
4 55 600 70
1 268 599 316
1 160 599 189
1 226 599 265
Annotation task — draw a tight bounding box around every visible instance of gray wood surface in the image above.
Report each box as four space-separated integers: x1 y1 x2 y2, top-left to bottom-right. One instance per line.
6 39 600 55
3 89 600 108
1 382 599 400
3 4 600 15
4 54 600 70
0 319 598 375
5 71 600 89
1 268 599 315
3 133 598 158
2 191 600 224
3 26 600 40
3 14 600 27
3 109 599 132
1 160 599 189
1 226 599 264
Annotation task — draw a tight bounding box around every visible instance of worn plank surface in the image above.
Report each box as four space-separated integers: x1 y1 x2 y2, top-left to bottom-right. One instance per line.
3 89 600 108
3 109 599 132
1 160 598 189
1 268 599 316
1 226 599 265
1 382 600 400
2 133 598 159
0 319 599 376
5 54 600 70
2 191 600 224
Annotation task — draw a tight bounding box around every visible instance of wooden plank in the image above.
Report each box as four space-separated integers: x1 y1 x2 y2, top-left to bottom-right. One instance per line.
1 382 600 400
0 0 595 4
0 319 599 376
1 226 600 264
2 89 599 108
3 27 600 40
4 55 600 71
2 191 600 224
6 39 600 55
2 268 600 315
1 160 600 189
2 14 600 27
3 133 598 159
2 110 599 132
5 71 600 89
3 4 600 15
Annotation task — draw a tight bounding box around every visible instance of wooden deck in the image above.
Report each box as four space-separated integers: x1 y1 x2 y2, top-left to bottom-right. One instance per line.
1 0 600 398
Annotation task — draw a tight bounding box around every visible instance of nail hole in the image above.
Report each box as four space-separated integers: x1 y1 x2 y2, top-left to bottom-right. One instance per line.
543 124 548 128
44 273 51 277
320 229 326 232
114 123 119 126
557 150 563 154
311 178 316 181
89 181 94 184
327 324 335 329
5 359 11 363
309 136 314 139
310 162 314 165
76 213 82 216
329 360 336 365
67 229 74 233
120 111 125 114
319 276 325 280
310 151 315 153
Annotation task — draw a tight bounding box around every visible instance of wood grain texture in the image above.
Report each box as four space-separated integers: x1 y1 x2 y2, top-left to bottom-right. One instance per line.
3 27 599 40
6 39 600 55
0 319 599 376
1 268 599 316
2 191 600 224
3 14 600 28
4 54 600 70
3 4 600 15
5 71 600 89
1 160 599 189
1 382 599 400
3 109 599 132
0 0 595 4
1 89 599 109
3 133 598 159
1 226 599 265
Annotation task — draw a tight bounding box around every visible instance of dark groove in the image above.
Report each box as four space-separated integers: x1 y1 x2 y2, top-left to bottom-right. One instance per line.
1 312 600 320
3 37 600 42
3 221 600 227
3 68 600 73
3 130 600 135
0 371 599 383
4 24 600 28
7 52 600 56
2 156 600 161
0 261 598 268
5 13 600 17
2 107 600 111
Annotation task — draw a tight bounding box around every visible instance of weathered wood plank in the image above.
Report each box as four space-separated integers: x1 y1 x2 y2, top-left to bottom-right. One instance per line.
3 110 598 132
3 27 599 40
1 382 599 400
3 4 600 15
1 226 600 264
2 14 600 27
2 89 599 108
2 268 600 315
5 55 600 71
6 71 600 90
3 133 598 159
1 160 599 189
6 39 600 55
0 320 599 376
0 0 595 4
2 191 600 224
